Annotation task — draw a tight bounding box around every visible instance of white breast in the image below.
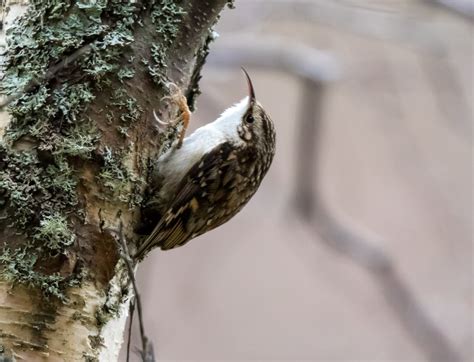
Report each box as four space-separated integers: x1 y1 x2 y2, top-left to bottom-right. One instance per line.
157 97 250 193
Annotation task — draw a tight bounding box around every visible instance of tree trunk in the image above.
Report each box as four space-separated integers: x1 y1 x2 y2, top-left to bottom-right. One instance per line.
0 0 233 360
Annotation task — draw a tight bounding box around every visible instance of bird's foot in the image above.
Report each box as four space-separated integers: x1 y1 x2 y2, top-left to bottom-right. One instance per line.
152 83 191 149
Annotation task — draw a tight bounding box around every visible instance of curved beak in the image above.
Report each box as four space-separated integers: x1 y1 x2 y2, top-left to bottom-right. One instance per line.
241 67 256 105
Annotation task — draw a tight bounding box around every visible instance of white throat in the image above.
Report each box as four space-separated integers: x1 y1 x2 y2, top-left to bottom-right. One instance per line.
157 96 251 196
159 97 250 172
207 96 250 139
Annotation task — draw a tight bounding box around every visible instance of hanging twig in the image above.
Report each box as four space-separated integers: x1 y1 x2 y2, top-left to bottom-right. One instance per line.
126 298 135 362
114 221 155 362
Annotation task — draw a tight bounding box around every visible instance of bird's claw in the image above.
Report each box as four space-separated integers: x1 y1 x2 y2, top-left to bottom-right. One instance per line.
152 109 172 128
152 85 191 149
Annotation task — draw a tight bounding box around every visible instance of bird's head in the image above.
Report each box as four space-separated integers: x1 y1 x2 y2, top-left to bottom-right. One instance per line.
213 69 276 156
236 69 276 151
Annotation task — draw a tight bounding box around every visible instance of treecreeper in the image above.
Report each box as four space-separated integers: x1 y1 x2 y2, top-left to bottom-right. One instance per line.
134 69 276 260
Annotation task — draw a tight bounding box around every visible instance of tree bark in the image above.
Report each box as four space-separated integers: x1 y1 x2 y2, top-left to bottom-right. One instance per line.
0 0 233 360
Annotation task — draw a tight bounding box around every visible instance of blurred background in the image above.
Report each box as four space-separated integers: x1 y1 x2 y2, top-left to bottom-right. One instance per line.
126 1 472 360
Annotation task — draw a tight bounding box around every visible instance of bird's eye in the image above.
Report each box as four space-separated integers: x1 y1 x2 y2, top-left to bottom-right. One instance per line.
246 114 254 124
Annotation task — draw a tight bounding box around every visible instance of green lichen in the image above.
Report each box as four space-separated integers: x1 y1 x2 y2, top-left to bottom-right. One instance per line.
0 145 78 228
148 1 186 86
94 292 123 327
0 1 141 300
117 67 135 83
33 212 76 252
0 0 231 310
110 88 143 124
94 263 131 328
117 126 129 138
0 143 80 300
1 0 140 143
98 147 127 192
98 147 143 208
88 335 104 349
83 353 99 362
151 2 186 44
0 247 78 301
149 43 168 83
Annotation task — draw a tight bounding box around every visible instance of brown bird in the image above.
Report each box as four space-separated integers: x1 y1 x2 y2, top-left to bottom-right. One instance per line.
135 70 276 260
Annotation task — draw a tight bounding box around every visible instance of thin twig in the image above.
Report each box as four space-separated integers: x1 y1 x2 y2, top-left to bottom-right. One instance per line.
126 297 135 362
114 221 155 362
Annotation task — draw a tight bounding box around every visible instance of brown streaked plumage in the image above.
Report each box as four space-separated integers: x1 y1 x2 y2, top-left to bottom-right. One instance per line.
134 70 276 260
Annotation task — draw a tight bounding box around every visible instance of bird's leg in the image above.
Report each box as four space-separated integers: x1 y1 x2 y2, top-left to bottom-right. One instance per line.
173 91 190 149
152 84 191 149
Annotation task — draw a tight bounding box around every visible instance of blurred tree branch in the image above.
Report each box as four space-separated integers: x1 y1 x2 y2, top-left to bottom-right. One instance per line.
428 0 474 20
296 79 460 362
209 36 460 362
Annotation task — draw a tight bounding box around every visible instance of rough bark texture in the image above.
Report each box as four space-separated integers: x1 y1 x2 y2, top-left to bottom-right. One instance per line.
0 0 233 360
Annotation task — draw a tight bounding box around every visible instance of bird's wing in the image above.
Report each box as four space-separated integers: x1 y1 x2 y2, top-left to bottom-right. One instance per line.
135 141 239 258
